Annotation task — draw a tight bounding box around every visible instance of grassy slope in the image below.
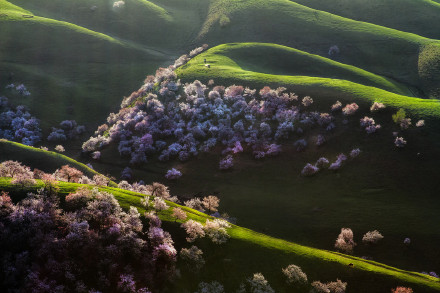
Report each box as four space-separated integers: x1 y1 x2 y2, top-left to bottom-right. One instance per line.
189 43 411 95
0 139 117 187
198 0 440 97
2 0 440 134
0 178 439 292
292 0 440 40
176 43 440 119
0 0 175 130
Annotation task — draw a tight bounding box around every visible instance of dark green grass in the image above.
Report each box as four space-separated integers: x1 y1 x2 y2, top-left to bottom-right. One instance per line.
198 0 440 96
292 0 440 40
1 178 439 292
0 16 172 130
0 139 117 187
176 43 440 119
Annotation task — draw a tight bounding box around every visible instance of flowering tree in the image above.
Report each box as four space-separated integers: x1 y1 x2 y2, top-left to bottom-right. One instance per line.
180 246 205 271
181 219 205 242
0 188 176 292
165 168 182 180
171 207 187 222
282 264 308 285
301 163 319 176
54 145 65 152
202 195 220 213
362 230 384 244
335 228 356 253
53 165 84 183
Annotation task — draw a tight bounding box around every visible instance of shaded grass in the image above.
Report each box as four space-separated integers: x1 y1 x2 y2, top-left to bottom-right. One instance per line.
291 0 440 40
0 178 439 292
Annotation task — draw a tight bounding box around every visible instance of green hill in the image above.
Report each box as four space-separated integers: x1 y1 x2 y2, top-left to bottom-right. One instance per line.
176 43 440 119
2 0 440 134
0 178 439 292
292 0 440 40
0 139 117 187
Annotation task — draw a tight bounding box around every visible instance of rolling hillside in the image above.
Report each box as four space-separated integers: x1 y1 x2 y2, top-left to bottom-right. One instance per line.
1 1 440 292
1 0 440 135
0 177 439 292
176 43 440 119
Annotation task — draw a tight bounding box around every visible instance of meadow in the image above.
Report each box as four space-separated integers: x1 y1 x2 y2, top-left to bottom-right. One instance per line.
1 0 440 292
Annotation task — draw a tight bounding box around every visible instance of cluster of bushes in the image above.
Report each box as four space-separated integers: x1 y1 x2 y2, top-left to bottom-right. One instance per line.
47 120 86 142
301 149 360 176
0 185 177 292
83 55 369 171
334 228 384 254
82 45 428 176
5 83 31 96
0 161 110 188
0 96 41 146
193 264 347 293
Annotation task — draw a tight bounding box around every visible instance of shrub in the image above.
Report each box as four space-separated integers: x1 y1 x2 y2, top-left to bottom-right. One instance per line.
362 230 384 244
246 273 275 293
301 163 319 176
342 103 359 116
282 264 308 285
311 279 347 293
54 145 65 152
350 148 361 158
165 168 182 180
335 228 356 253
394 137 407 148
204 219 230 244
302 96 313 107
171 207 187 221
181 220 205 242
202 195 220 213
370 102 386 112
219 155 233 170
416 120 425 127
315 157 330 168
53 165 83 183
195 281 224 293
180 246 205 270
331 101 342 112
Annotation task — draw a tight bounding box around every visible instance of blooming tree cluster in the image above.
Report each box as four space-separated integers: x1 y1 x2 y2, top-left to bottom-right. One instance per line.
0 96 41 145
0 187 176 292
181 218 230 244
302 149 359 176
83 55 357 169
5 83 31 96
0 161 112 188
47 120 85 142
311 279 347 293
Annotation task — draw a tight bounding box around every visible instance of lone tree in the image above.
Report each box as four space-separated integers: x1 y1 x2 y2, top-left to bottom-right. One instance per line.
202 195 220 213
